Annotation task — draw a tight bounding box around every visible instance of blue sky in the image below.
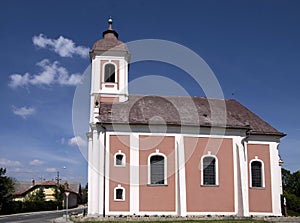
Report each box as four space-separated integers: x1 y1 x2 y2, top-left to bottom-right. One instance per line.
1 0 300 185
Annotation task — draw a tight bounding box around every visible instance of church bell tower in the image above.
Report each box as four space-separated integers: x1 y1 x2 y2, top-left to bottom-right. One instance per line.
89 18 130 106
88 19 130 216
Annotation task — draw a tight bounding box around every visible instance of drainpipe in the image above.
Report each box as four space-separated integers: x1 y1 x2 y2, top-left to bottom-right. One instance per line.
241 130 250 161
238 129 251 217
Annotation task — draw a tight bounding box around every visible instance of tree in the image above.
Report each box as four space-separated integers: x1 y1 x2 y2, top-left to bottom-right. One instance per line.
81 183 88 204
54 184 65 209
282 168 300 216
26 187 45 202
0 168 15 212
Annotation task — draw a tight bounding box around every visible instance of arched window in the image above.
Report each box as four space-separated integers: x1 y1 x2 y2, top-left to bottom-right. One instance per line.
114 150 126 167
201 153 218 186
114 185 125 201
251 159 264 188
104 63 115 83
148 152 167 185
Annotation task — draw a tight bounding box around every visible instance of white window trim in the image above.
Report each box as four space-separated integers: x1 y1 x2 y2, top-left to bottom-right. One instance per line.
148 149 168 185
201 151 219 186
249 156 265 188
114 150 126 167
102 61 117 84
114 184 125 201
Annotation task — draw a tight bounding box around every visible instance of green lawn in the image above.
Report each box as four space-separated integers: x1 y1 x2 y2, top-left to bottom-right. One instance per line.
79 220 268 223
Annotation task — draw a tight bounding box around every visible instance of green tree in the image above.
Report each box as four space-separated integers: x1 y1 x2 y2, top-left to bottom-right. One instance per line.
54 184 65 209
81 183 88 204
0 168 15 212
25 187 45 202
282 168 300 216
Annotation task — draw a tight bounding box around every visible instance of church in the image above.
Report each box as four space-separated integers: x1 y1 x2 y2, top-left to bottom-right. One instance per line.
87 19 285 217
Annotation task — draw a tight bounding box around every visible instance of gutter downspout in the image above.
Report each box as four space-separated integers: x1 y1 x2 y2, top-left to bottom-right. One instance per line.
238 129 250 216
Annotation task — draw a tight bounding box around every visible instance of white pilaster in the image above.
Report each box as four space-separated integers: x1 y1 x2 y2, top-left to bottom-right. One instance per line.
92 128 100 214
87 132 94 215
232 138 238 215
270 142 282 216
98 130 105 216
104 132 110 216
130 133 139 214
176 135 187 216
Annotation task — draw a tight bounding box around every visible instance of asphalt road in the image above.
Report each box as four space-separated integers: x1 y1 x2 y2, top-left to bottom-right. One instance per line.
0 207 85 223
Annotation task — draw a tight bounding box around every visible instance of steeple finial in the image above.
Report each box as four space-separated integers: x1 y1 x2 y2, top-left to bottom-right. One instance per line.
102 17 119 39
108 17 113 30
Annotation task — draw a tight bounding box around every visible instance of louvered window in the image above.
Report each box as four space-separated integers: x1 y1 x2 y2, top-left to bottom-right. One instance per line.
150 155 165 185
251 161 262 187
104 63 115 83
203 156 216 185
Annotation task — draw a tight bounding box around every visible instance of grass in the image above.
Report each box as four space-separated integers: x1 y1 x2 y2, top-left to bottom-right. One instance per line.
79 220 269 223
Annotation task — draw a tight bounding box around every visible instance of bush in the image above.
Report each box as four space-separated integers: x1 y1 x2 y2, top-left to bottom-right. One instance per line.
0 200 59 215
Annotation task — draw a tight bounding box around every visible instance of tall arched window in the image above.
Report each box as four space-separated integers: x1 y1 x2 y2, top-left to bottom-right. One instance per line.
251 160 264 188
104 63 115 83
149 154 165 185
203 156 216 185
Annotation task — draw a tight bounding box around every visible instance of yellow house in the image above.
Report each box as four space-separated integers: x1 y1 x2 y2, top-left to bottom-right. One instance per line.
13 180 80 208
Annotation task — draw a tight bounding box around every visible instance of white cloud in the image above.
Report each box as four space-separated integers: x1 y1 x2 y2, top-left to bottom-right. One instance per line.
68 136 87 148
8 59 83 88
12 106 36 119
32 34 90 58
46 167 57 173
9 73 30 88
29 159 44 166
0 158 22 167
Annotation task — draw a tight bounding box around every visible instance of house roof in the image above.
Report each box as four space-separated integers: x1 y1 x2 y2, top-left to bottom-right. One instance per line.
98 95 285 137
13 181 80 196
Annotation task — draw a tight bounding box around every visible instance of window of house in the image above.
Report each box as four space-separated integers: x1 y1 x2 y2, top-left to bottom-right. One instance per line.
104 63 116 83
114 185 125 201
114 150 126 167
149 154 166 185
251 160 264 188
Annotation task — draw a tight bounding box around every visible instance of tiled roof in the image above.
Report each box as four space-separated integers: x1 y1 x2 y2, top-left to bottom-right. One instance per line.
91 32 128 52
13 181 80 196
98 95 284 136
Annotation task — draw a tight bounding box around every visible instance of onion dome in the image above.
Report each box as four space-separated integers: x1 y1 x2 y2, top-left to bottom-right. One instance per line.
90 18 129 60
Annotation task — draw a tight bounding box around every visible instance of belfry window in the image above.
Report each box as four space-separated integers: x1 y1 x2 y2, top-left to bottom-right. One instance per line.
104 63 116 83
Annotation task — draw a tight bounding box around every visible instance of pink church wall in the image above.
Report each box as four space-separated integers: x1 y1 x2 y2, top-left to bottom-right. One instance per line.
109 135 130 212
247 144 272 213
139 135 176 212
184 137 235 212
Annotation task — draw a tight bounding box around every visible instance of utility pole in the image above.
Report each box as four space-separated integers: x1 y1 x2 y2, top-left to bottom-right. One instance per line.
55 171 61 185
